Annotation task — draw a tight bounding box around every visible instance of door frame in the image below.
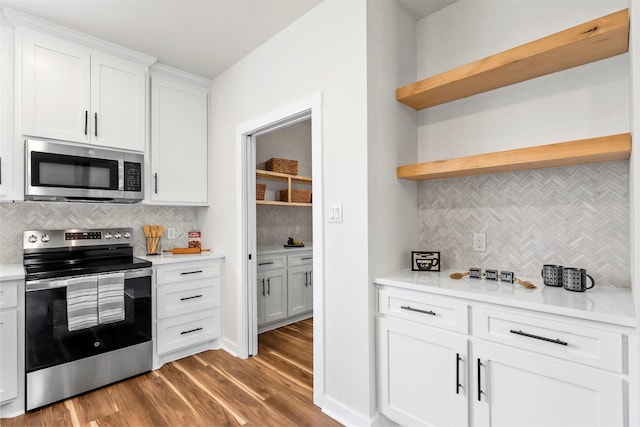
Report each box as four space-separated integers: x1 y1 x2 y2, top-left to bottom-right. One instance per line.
235 93 324 406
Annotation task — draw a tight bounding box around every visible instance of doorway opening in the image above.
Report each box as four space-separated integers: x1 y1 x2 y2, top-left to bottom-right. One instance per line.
237 93 323 406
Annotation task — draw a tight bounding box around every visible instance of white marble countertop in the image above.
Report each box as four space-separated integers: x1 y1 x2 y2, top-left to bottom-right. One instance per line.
137 252 225 265
375 269 636 327
0 264 25 281
257 243 312 255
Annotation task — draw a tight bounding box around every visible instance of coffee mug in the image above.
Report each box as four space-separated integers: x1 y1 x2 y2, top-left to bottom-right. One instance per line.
541 264 564 287
563 268 595 292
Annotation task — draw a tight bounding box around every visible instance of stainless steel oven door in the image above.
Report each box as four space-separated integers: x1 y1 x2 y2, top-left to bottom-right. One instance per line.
25 268 152 410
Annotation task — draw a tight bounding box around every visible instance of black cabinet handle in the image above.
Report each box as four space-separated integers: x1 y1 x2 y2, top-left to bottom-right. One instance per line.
304 271 308 287
301 257 313 261
456 353 462 394
154 173 158 194
180 327 203 335
94 112 98 137
267 277 271 295
180 294 203 301
477 359 484 402
180 270 203 275
309 270 312 287
258 261 274 266
84 110 88 135
400 305 436 316
261 278 265 296
509 329 568 346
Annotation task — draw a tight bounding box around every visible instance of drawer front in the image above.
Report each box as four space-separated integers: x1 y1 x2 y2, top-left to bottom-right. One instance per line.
157 309 220 355
257 254 287 271
0 281 19 310
287 252 313 266
378 288 468 334
157 277 221 319
156 260 221 284
473 307 624 372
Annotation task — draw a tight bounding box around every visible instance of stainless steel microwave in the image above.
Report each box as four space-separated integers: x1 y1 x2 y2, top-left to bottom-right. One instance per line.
25 139 144 203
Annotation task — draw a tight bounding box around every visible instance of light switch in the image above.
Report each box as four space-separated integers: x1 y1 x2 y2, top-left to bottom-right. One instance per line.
328 203 343 223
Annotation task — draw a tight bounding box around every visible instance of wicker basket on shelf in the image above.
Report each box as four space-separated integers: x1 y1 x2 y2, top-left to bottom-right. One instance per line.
279 189 311 203
256 183 266 200
265 158 298 175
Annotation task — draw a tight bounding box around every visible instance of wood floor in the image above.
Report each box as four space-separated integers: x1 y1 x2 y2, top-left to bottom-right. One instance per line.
1 318 341 427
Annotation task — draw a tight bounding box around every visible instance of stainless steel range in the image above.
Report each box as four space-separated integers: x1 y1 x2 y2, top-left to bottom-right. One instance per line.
23 228 152 411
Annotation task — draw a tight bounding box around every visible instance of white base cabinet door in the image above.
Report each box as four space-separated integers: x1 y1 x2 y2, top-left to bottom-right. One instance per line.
257 268 287 325
287 265 312 316
0 310 18 403
473 340 624 427
378 316 469 427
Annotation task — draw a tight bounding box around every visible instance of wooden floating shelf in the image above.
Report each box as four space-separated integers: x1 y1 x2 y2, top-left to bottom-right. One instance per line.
256 169 312 185
396 9 629 110
256 200 312 207
397 133 631 181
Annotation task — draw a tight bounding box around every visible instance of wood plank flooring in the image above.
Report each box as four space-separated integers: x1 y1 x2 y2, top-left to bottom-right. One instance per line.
1 318 341 427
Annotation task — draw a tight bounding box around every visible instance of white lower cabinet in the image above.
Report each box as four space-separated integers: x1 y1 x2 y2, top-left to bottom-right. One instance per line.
257 250 313 331
376 285 630 427
257 268 287 325
0 310 18 404
153 258 222 368
378 316 468 427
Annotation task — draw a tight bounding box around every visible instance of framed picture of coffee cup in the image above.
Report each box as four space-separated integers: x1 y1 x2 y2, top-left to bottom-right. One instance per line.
411 251 440 272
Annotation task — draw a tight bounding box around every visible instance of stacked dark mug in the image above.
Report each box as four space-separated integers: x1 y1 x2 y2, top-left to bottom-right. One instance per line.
541 264 595 292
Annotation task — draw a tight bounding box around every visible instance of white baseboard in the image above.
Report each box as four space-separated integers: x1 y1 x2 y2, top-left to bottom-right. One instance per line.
321 395 375 427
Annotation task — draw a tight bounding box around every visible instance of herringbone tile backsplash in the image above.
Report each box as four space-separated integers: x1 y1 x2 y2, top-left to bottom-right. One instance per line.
0 203 199 264
257 205 312 246
418 161 630 288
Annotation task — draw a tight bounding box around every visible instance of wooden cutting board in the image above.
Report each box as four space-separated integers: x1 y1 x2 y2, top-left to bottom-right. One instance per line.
162 248 211 254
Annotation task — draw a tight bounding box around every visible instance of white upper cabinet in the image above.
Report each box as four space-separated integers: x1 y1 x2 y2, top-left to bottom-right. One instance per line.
149 69 209 205
20 29 147 151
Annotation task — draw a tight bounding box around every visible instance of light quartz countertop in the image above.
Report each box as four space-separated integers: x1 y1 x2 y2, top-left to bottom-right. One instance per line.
375 269 636 327
137 252 225 265
0 264 25 281
257 243 312 255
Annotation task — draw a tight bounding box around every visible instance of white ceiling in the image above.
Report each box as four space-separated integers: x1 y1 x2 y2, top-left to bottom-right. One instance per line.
2 0 456 80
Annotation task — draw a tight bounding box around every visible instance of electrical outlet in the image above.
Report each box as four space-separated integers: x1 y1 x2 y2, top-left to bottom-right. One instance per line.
167 228 177 240
472 232 486 252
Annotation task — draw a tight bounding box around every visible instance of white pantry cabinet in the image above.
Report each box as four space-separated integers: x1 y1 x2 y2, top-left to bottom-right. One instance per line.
375 272 635 427
152 256 223 369
20 28 147 151
149 67 209 205
287 252 313 316
257 254 288 326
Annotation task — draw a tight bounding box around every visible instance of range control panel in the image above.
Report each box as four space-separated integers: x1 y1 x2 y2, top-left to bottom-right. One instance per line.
24 228 133 249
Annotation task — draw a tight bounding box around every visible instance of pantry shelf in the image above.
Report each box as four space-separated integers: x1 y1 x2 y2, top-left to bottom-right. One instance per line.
396 9 629 110
256 169 312 206
396 133 631 181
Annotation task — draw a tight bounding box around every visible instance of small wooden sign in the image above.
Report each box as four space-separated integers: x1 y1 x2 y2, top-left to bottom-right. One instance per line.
411 251 440 272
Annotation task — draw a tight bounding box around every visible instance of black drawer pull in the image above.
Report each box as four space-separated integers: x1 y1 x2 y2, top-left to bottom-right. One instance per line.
180 270 203 275
509 329 568 346
180 294 203 301
258 261 274 266
180 327 203 335
301 257 313 261
400 305 436 316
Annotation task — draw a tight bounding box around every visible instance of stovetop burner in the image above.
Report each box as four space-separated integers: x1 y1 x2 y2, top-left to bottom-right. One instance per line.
23 228 151 281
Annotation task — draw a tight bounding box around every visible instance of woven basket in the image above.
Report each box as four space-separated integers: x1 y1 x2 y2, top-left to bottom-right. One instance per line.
266 158 298 175
279 189 311 203
256 183 266 200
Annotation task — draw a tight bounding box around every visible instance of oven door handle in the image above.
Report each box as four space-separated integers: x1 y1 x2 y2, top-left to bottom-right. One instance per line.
26 268 152 291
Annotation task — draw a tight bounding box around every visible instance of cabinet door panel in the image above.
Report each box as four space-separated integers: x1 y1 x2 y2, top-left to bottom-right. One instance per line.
474 340 623 427
91 54 146 151
150 76 208 204
21 30 90 143
257 269 287 326
0 310 18 402
378 316 468 427
288 266 309 316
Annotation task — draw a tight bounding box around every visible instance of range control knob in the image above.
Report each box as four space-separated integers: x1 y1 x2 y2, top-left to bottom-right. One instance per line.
41 234 50 243
123 231 131 239
104 232 112 240
28 234 38 244
114 232 122 239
